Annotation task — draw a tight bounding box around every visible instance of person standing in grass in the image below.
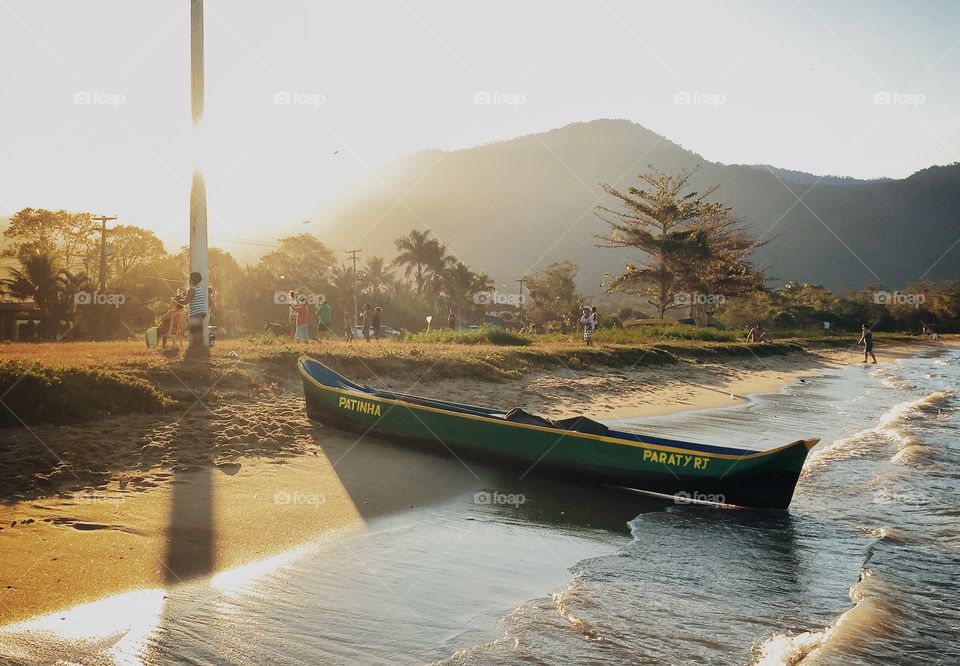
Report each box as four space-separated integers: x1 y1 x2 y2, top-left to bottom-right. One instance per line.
316 297 332 339
343 310 355 342
361 303 372 341
372 306 383 340
292 295 310 342
579 307 594 346
858 323 877 364
590 306 599 333
447 307 456 331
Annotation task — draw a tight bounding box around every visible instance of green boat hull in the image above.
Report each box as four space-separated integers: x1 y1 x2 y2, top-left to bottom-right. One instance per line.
299 357 817 509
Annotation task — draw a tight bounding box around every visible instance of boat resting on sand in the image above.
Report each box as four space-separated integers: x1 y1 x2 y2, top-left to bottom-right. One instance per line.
298 356 818 509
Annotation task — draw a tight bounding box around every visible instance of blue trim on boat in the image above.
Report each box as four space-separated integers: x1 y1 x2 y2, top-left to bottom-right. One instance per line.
300 358 758 458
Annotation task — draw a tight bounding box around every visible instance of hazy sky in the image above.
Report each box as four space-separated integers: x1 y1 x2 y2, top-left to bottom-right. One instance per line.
1 0 957 259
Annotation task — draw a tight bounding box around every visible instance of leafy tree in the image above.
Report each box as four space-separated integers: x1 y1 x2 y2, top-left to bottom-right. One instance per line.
107 225 167 284
257 233 337 294
596 167 764 318
3 208 97 274
527 260 580 323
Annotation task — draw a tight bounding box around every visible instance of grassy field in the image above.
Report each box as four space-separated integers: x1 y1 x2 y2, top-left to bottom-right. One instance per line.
0 329 940 426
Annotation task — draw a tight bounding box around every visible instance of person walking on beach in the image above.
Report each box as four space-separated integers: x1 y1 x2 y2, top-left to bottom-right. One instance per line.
316 297 332 339
372 306 383 340
447 307 456 331
579 307 594 346
183 271 207 348
343 310 355 342
858 323 877 364
293 295 310 342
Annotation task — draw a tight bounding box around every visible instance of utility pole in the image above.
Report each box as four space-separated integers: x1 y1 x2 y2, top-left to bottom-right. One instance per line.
345 248 362 323
516 278 527 326
189 0 209 350
92 215 117 292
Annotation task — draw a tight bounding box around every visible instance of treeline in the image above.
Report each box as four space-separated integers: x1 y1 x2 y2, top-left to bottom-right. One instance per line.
0 209 502 339
5 161 959 342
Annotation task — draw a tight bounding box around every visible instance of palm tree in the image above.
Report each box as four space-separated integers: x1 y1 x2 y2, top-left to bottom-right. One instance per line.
326 263 356 315
439 261 495 326
359 256 395 299
393 230 447 295
0 252 71 338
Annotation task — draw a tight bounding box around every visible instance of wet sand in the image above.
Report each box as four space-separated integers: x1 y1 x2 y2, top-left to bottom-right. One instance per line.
0 342 946 626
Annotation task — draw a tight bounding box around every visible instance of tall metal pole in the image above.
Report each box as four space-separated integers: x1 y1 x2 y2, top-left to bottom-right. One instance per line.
189 0 209 348
346 249 361 323
92 214 117 292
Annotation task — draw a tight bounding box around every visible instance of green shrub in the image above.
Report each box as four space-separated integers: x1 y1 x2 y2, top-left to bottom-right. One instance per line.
0 361 172 426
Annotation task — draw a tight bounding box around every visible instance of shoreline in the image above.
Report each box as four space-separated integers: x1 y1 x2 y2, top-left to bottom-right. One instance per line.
0 339 950 627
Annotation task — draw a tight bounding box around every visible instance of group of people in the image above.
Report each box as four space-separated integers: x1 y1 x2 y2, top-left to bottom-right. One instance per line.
342 303 383 342
156 271 212 351
579 306 599 346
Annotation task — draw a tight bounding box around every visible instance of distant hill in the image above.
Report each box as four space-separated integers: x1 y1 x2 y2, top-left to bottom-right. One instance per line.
316 119 959 295
314 120 960 295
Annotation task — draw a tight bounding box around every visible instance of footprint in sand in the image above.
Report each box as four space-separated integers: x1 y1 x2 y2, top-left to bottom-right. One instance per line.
216 462 242 476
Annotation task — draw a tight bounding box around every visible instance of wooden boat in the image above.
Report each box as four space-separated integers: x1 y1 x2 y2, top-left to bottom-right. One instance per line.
299 356 818 509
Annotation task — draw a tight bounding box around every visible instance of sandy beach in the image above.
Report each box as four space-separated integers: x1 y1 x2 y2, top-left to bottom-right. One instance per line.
0 339 949 627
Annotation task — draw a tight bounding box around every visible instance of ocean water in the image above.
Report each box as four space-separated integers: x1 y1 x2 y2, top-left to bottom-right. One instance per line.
1 348 957 665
